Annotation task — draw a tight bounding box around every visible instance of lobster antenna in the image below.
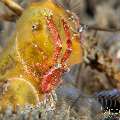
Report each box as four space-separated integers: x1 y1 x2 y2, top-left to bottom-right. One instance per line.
79 24 120 33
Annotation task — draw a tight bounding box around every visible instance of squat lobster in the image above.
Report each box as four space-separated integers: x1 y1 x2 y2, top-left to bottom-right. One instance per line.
41 16 72 93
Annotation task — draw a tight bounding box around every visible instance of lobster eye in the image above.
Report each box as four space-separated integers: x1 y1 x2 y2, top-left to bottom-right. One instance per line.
32 22 41 32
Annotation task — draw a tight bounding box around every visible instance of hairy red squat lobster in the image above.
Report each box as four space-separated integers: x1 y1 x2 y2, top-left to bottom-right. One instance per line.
41 17 72 93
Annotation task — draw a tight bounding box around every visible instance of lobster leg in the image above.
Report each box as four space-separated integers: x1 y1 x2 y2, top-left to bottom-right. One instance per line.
33 16 62 71
46 16 62 65
61 19 72 64
41 66 63 93
41 19 72 93
40 16 63 93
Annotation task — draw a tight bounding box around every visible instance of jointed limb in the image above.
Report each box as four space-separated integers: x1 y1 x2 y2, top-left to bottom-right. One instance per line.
41 18 72 93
